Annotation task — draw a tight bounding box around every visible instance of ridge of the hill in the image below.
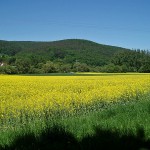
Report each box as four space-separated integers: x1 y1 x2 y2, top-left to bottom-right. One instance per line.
0 39 129 66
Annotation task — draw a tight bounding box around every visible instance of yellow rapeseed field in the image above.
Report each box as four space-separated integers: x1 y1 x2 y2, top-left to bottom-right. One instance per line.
0 74 150 120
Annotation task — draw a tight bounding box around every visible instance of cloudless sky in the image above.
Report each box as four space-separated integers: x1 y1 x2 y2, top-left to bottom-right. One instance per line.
0 0 150 49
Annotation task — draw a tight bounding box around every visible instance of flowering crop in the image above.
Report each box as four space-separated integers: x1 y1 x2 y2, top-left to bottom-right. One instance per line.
0 74 150 122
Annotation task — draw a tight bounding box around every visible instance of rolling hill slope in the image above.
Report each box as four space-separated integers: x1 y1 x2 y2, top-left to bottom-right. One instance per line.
0 39 129 66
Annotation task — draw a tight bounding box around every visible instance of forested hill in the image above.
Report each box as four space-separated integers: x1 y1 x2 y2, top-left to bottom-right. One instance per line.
0 39 150 74
0 39 128 66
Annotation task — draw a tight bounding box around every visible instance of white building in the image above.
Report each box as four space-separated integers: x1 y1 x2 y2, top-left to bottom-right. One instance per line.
0 62 4 66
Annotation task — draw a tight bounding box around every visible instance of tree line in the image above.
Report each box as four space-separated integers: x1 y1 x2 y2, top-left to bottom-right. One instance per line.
0 49 150 74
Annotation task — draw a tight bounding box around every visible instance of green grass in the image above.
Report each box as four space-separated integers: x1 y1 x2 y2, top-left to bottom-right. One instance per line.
19 72 150 76
1 94 150 149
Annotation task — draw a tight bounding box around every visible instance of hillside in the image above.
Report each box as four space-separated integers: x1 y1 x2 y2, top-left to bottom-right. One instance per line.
1 39 149 74
0 39 129 66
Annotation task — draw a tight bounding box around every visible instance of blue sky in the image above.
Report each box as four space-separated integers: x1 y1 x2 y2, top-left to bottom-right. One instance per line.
0 0 150 49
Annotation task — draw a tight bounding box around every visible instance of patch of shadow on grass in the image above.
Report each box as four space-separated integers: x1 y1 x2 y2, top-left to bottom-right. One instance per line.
1 126 78 150
80 126 150 150
1 126 150 150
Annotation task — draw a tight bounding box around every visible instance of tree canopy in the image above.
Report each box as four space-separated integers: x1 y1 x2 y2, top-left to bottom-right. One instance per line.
0 39 149 74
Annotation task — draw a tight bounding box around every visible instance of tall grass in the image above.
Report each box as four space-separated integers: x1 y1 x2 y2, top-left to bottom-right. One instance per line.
1 94 150 149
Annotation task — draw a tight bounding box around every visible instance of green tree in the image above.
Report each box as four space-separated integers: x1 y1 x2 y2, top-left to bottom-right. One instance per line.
15 58 32 74
73 62 89 72
60 64 72 73
42 61 57 73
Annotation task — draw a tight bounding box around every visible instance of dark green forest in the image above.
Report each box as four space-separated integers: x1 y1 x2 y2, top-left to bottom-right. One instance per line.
0 39 150 74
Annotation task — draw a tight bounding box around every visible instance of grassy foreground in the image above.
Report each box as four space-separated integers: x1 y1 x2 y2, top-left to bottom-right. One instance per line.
1 94 150 149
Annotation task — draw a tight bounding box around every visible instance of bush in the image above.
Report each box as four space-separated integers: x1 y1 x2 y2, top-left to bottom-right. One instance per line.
101 64 122 73
0 65 18 74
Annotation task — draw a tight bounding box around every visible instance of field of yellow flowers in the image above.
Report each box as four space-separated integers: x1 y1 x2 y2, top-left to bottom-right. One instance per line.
0 74 150 124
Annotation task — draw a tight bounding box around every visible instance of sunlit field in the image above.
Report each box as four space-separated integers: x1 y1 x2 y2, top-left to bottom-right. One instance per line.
1 74 150 124
1 73 150 149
